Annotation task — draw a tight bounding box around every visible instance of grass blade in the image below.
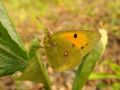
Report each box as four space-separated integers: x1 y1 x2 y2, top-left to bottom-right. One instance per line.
72 29 108 90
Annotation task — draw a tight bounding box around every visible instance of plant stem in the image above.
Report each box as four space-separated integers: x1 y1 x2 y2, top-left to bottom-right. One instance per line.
72 42 103 90
35 50 51 90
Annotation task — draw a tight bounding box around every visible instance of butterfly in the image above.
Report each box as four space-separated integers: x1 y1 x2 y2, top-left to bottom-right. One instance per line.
44 30 101 72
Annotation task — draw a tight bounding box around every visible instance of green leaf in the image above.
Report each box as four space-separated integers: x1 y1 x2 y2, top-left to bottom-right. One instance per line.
106 61 120 75
28 37 40 59
89 73 120 80
0 1 28 76
0 1 26 52
96 82 120 90
72 29 108 90
18 50 51 90
112 83 120 90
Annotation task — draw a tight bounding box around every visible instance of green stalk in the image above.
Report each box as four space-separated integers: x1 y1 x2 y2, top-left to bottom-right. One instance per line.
72 29 108 90
17 49 51 90
72 42 103 90
35 50 51 90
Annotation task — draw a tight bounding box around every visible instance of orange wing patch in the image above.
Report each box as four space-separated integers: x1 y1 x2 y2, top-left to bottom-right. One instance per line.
59 32 88 49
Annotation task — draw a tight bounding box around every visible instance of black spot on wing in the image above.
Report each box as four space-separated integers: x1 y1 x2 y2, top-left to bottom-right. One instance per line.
81 46 84 49
81 43 88 50
86 43 88 46
72 44 75 48
74 34 77 38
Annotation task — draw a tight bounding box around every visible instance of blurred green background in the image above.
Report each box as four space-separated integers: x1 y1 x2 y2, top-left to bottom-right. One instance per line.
0 0 120 90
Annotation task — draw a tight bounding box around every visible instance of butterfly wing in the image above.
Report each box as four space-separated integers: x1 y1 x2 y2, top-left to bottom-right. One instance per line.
45 35 82 71
44 30 101 71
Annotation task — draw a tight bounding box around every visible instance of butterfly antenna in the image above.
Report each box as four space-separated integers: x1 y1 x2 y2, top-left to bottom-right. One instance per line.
36 17 46 28
36 17 50 38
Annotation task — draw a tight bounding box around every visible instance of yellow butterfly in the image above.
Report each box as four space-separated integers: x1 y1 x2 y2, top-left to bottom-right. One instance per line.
44 30 101 72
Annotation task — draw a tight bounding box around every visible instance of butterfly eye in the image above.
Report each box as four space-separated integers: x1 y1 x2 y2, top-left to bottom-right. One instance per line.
74 34 77 38
50 42 56 47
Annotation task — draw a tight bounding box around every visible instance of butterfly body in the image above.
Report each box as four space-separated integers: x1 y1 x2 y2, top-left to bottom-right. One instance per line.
44 30 101 71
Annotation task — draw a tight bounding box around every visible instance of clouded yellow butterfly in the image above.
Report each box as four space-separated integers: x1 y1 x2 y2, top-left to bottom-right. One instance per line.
44 30 101 72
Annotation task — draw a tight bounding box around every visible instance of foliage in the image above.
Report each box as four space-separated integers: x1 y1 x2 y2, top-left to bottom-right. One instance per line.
72 29 108 90
1 0 120 90
0 1 51 89
0 0 28 76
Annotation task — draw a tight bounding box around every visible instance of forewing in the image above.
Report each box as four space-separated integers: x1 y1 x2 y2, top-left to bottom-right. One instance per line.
45 30 101 71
